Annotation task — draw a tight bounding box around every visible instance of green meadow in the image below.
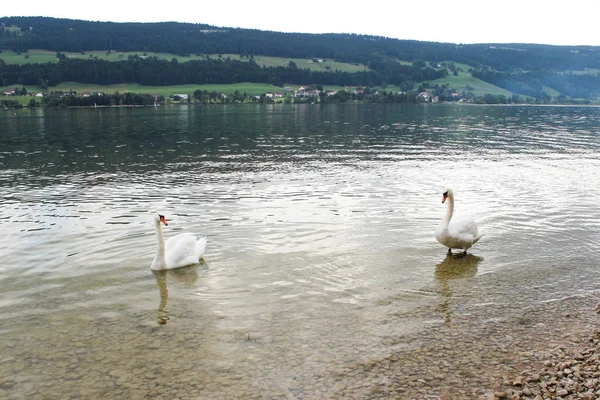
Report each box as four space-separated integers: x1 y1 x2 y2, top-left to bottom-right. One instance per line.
1 82 347 98
0 50 536 99
430 73 514 97
212 54 369 73
389 60 515 97
0 49 369 72
0 49 61 64
428 62 514 97
570 68 600 75
0 50 549 99
0 95 35 106
51 82 283 96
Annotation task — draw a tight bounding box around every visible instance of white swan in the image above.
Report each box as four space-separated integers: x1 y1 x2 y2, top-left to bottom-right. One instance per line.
151 213 207 270
434 188 482 255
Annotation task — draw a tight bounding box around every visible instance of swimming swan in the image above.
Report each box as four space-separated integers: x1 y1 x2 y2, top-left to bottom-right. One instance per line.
151 214 207 270
434 188 482 255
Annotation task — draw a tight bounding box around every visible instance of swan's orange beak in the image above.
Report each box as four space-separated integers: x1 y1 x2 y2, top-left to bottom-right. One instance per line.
159 215 168 226
442 193 448 203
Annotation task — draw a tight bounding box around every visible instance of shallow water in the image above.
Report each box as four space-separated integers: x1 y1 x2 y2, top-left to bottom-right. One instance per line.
1 104 600 398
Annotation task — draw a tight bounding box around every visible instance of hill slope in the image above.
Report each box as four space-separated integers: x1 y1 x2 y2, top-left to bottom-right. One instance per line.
2 17 600 102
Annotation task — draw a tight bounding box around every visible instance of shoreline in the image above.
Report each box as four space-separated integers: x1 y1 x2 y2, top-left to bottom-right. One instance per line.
330 293 600 399
3 102 600 111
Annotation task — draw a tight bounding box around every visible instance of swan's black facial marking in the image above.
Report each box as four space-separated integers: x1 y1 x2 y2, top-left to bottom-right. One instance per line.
442 191 448 203
159 215 168 226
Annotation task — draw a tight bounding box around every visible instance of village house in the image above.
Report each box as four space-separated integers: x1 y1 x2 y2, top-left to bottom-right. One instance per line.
417 91 432 102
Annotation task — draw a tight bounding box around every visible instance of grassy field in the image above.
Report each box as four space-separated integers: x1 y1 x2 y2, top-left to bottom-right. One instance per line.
0 49 369 72
426 62 514 97
388 60 515 97
0 95 35 106
1 82 347 97
0 50 581 99
570 68 600 75
52 82 283 96
542 85 561 97
0 49 61 64
430 73 513 97
0 76 514 100
198 54 369 73
0 51 569 100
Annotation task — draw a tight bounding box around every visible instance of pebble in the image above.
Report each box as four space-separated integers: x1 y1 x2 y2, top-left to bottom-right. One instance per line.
3 286 600 399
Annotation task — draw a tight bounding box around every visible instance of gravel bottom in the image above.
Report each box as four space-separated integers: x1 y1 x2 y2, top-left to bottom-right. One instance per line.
1 282 599 400
323 295 600 400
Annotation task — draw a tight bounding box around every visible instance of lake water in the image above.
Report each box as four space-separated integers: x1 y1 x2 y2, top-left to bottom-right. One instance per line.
1 103 600 399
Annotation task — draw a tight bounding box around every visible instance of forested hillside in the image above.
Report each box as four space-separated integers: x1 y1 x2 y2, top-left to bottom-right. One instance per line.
2 17 600 102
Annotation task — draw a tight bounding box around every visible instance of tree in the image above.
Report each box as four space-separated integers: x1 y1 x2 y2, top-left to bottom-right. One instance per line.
37 78 48 89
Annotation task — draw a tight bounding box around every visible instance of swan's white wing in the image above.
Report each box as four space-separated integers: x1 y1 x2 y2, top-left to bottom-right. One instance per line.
445 217 481 249
165 233 202 269
165 232 195 250
448 217 479 238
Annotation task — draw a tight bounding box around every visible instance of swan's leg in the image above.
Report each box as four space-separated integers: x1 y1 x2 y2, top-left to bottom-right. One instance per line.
447 248 452 255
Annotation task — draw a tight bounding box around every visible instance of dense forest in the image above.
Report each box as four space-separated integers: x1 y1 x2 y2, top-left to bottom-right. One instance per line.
0 55 446 89
2 17 600 103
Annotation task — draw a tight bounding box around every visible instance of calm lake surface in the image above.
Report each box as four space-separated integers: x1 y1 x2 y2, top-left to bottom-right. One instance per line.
1 103 600 399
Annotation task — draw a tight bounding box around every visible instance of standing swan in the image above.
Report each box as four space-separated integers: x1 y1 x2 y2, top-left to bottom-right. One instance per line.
434 188 483 255
151 213 207 270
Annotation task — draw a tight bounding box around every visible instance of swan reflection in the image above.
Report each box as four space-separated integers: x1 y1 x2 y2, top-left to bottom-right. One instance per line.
435 254 483 324
152 263 203 325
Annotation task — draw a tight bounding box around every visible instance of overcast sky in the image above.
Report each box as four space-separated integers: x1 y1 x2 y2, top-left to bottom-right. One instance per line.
2 0 598 46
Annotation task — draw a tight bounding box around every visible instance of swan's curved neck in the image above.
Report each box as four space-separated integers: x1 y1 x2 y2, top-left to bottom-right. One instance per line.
152 220 166 269
442 195 454 227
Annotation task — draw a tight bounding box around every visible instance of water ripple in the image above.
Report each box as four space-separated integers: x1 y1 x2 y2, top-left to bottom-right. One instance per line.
1 104 600 399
